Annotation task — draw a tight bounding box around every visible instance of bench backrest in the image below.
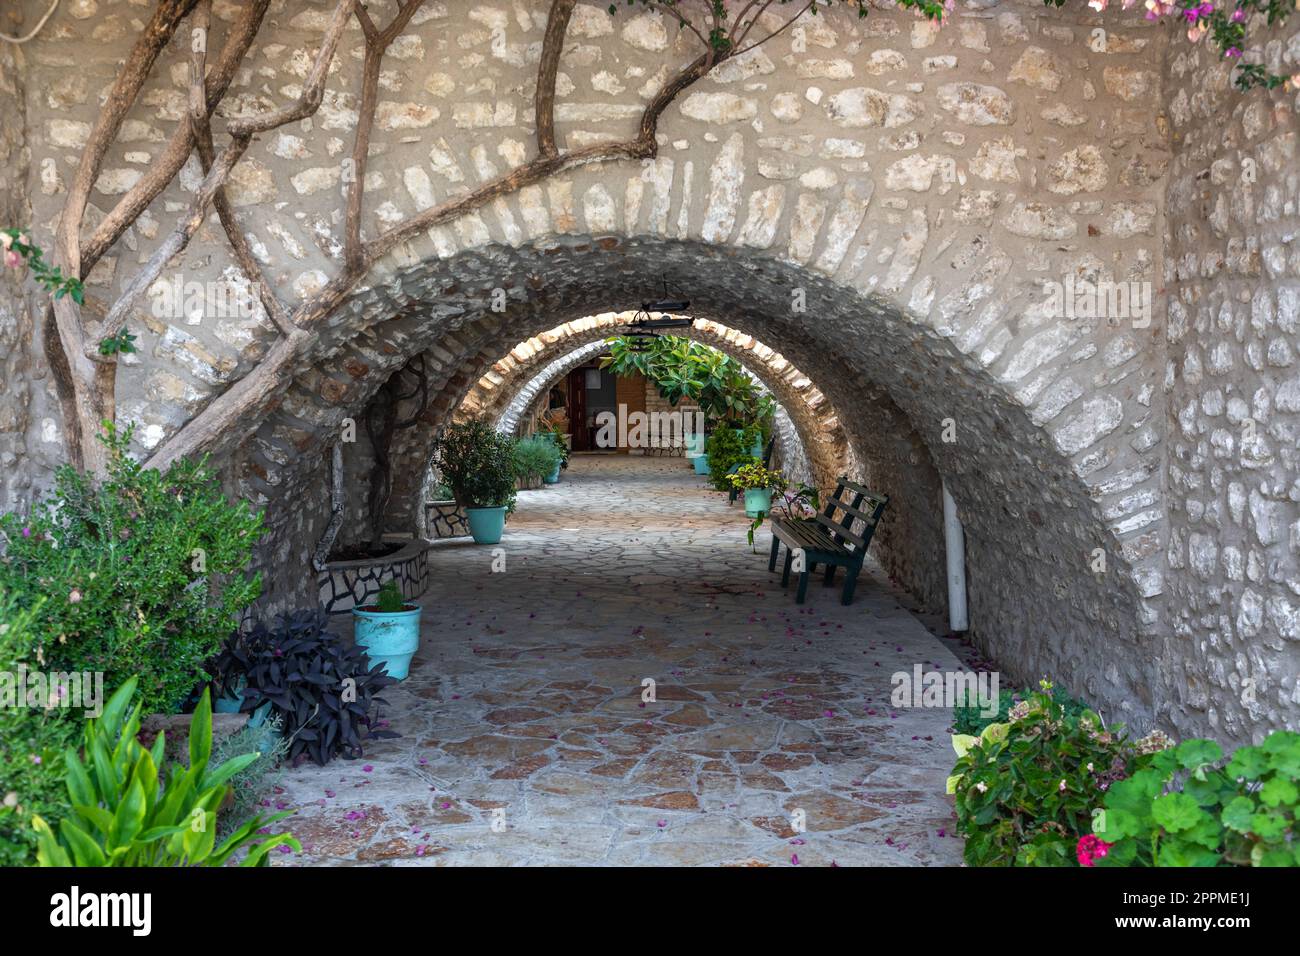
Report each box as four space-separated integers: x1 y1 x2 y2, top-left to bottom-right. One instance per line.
814 477 888 556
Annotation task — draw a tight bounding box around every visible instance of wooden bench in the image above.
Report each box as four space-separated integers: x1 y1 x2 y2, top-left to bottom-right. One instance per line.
767 477 888 605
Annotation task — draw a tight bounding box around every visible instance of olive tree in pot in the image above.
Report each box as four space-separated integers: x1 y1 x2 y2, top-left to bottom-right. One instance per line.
432 421 517 544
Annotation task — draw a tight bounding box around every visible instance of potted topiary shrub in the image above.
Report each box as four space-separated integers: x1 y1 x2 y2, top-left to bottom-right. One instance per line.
432 420 517 544
513 434 563 489
352 580 421 680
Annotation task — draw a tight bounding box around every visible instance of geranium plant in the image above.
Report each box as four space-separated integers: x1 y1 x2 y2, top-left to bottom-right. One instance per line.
1095 731 1300 866
947 680 1165 866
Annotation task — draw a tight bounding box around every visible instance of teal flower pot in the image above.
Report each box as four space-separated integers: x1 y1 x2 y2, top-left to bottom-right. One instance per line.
685 432 705 458
692 454 711 476
352 603 421 680
543 462 561 484
213 694 243 714
744 488 772 518
466 505 507 544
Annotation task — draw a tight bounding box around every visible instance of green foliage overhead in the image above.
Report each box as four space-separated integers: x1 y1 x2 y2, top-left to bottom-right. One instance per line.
602 335 774 427
30 678 298 867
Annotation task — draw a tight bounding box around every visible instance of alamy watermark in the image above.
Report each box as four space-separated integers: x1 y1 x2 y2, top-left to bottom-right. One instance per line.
0 666 104 718
891 665 999 718
1044 276 1152 328
593 403 705 453
149 274 257 325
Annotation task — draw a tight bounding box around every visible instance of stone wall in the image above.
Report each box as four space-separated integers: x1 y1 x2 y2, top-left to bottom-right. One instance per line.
5 0 1271 736
1161 24 1300 743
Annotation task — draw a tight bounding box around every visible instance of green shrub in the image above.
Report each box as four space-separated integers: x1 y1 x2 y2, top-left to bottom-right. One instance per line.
947 681 1160 866
1096 731 1300 867
952 683 1091 736
512 435 563 485
432 420 517 509
0 424 263 715
31 678 298 866
0 595 81 866
210 713 288 840
704 426 760 492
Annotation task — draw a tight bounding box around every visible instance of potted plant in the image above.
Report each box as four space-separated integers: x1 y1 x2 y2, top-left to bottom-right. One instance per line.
539 427 568 483
432 420 517 544
352 580 421 680
514 434 563 489
728 462 785 519
704 426 759 491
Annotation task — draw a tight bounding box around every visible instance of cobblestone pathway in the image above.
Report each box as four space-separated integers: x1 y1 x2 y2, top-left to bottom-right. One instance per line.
278 455 966 866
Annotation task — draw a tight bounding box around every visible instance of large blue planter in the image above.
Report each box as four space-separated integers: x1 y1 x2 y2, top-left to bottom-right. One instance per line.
543 462 561 484
685 432 705 459
744 488 772 518
692 453 711 476
466 505 507 544
352 603 421 680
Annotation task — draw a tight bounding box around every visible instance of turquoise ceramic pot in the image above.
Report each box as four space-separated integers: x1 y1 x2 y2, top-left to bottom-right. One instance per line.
692 453 711 476
466 505 507 544
352 603 421 680
543 462 561 484
744 488 772 518
685 432 705 458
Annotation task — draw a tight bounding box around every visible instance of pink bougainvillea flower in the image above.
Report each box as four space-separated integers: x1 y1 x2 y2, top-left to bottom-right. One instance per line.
3 250 20 269
1088 0 1108 10
1224 47 1242 58
790 853 799 865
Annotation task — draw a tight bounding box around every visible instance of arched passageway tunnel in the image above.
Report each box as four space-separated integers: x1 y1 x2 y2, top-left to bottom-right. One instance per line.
453 312 855 489
226 235 1157 728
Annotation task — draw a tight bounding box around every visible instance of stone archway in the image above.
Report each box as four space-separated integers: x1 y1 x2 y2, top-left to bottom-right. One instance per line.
450 312 853 487
12 0 1175 730
218 233 1160 728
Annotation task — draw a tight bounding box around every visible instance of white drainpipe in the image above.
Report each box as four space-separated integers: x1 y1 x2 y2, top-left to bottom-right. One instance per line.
942 481 969 633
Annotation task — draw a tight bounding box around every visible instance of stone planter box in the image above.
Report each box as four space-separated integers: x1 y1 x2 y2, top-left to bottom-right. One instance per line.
318 539 430 616
139 712 250 763
425 499 469 539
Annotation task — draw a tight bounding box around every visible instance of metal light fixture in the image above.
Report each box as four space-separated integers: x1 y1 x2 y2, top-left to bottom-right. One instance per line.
622 274 694 334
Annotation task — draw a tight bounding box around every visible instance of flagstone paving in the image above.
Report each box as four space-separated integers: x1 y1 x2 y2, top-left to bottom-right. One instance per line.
274 454 968 866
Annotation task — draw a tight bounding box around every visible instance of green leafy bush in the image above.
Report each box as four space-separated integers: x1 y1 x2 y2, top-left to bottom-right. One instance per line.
31 678 298 866
0 595 81 866
952 683 1091 736
1096 732 1300 867
512 435 563 486
602 335 774 426
432 420 517 510
727 462 785 493
0 424 263 715
704 426 760 492
947 682 1161 866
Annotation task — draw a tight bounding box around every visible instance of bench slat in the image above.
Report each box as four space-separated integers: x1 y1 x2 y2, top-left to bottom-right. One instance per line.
814 512 866 549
